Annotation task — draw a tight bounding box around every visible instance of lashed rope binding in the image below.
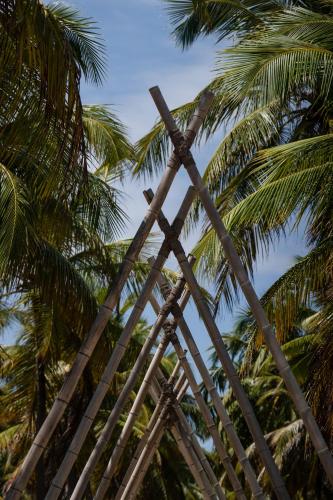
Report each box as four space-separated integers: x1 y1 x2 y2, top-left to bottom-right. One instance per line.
7 86 333 500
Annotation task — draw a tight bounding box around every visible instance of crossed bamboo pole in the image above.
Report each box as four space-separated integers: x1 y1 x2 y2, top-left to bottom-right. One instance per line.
119 379 217 500
7 91 214 500
144 188 288 499
45 188 196 500
150 85 333 491
92 264 197 499
154 370 226 500
120 371 218 500
149 286 251 499
114 367 187 500
93 325 176 499
71 271 192 499
112 350 227 500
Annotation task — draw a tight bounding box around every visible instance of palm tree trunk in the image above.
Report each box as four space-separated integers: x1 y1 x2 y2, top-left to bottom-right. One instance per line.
45 188 196 500
144 186 289 499
7 91 213 500
150 85 333 489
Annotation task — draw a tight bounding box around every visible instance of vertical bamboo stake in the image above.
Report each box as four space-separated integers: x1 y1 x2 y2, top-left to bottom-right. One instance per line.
71 273 190 500
150 85 333 488
6 91 213 500
145 188 289 499
45 189 196 500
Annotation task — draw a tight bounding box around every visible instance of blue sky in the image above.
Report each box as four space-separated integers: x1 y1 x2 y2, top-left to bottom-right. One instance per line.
70 0 306 364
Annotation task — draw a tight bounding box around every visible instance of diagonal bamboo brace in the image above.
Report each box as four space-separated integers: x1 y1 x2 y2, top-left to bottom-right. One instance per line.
114 361 186 500
120 381 216 500
150 85 333 491
145 187 286 499
93 269 196 499
46 188 196 500
149 294 247 499
71 271 192 500
7 89 213 500
154 368 226 500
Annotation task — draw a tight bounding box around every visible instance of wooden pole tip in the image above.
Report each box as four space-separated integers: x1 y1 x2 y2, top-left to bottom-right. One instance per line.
149 86 161 96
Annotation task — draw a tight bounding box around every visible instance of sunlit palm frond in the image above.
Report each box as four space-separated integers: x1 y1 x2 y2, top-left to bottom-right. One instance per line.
165 0 268 47
218 35 333 111
82 105 134 179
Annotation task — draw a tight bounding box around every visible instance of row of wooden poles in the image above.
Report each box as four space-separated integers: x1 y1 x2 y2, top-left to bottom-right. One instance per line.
7 87 333 499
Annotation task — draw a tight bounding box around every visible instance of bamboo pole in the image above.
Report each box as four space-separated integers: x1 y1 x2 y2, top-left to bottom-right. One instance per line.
176 379 189 402
70 272 191 500
170 419 217 500
153 258 277 497
150 293 248 500
120 394 172 500
144 188 288 499
173 406 225 500
150 85 333 489
114 370 185 500
119 385 216 500
160 319 251 499
93 322 182 500
145 210 263 498
154 370 226 500
114 365 184 500
93 331 172 500
6 91 213 500
45 190 196 500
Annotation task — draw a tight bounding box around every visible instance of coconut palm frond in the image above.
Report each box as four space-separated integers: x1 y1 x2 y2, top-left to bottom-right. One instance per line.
82 105 134 179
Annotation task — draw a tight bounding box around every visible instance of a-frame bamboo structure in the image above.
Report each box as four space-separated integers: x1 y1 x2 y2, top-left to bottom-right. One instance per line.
7 87 333 500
